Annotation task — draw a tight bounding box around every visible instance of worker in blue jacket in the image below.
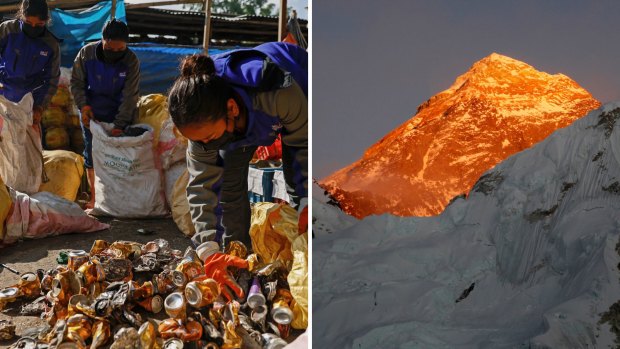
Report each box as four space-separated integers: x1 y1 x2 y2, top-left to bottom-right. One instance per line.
0 0 60 130
168 42 308 248
70 19 140 209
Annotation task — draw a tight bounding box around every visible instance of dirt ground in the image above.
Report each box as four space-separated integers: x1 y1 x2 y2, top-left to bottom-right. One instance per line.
0 217 189 348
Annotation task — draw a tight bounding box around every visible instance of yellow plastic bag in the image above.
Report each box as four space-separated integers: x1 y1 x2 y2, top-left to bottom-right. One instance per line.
0 175 12 241
42 107 67 128
171 170 195 237
39 150 84 202
136 94 169 145
249 203 298 265
50 86 71 107
288 232 308 329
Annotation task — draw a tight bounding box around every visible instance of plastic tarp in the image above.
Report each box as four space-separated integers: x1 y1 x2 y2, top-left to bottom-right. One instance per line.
130 45 233 95
4 189 109 246
48 1 127 67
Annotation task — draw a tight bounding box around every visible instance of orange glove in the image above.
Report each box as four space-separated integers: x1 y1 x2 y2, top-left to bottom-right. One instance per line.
81 106 94 128
298 205 308 234
203 253 249 302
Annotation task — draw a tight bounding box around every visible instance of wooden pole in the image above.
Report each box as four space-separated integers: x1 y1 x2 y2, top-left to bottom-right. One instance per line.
278 0 287 41
111 0 117 18
203 0 212 52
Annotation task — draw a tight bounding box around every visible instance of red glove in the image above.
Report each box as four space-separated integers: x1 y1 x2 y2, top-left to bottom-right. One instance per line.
298 205 308 234
203 253 249 302
110 128 123 137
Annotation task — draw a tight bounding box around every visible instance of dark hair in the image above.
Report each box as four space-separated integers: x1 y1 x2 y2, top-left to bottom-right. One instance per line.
102 19 129 42
168 54 234 128
16 0 49 21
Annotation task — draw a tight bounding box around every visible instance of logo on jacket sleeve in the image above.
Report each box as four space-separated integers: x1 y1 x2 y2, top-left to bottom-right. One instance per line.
39 51 48 57
119 72 127 78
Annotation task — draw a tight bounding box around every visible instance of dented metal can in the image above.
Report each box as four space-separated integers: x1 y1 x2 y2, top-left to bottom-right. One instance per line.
225 241 248 259
247 277 265 309
89 240 109 256
91 320 111 348
18 272 41 298
163 338 184 349
137 295 164 313
185 278 219 308
270 289 294 325
172 256 204 287
52 270 81 306
164 292 187 321
67 250 89 271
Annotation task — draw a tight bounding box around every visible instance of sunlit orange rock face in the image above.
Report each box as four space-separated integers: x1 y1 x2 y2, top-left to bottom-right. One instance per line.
320 53 601 218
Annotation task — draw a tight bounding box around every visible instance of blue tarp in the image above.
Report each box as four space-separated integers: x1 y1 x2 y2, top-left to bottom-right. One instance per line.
130 44 234 95
48 0 127 67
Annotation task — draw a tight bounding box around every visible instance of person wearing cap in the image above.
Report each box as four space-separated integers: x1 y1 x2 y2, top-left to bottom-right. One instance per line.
70 19 140 209
0 0 60 131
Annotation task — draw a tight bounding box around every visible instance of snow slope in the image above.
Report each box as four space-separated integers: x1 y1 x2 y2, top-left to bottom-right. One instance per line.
313 103 620 348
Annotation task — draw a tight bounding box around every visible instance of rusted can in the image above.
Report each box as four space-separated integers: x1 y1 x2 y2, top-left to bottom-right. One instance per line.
137 295 164 313
66 314 92 345
91 320 111 348
247 277 265 309
129 281 155 300
270 288 294 325
225 241 248 259
67 294 88 316
67 250 89 271
18 272 41 298
138 321 158 349
153 271 176 295
276 323 291 339
185 278 219 308
164 292 187 322
76 259 105 287
0 287 19 310
90 240 109 256
52 270 81 306
109 241 142 259
163 338 184 349
172 257 203 287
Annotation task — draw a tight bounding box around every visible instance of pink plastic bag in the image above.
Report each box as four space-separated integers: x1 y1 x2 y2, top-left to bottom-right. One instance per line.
4 189 109 245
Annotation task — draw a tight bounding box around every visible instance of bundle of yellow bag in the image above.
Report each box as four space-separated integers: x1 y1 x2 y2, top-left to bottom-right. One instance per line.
249 202 308 330
42 86 83 154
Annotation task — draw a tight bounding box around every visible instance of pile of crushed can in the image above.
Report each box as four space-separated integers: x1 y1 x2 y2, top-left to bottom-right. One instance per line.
0 238 298 349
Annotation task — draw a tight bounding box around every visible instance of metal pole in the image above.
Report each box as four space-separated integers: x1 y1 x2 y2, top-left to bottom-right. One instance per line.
111 0 117 19
278 0 287 41
203 0 212 52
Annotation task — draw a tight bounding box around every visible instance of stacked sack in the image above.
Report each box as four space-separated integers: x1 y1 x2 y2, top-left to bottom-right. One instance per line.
42 67 84 155
135 94 192 234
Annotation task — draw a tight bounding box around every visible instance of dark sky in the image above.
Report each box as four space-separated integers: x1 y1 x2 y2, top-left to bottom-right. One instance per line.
313 0 620 179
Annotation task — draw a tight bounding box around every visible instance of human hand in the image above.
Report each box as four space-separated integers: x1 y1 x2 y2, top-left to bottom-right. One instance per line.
203 253 249 302
80 106 93 128
110 128 123 137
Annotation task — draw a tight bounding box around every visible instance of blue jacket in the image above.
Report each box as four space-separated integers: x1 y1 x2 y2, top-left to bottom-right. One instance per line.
70 41 140 129
186 42 308 238
0 20 60 108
